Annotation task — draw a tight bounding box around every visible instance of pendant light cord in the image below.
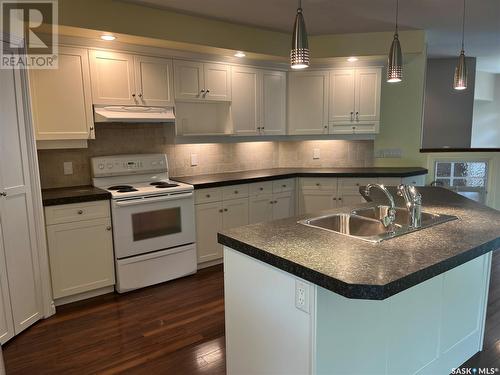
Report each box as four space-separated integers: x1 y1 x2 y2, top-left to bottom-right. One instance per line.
298 0 302 10
395 0 399 34
461 0 466 51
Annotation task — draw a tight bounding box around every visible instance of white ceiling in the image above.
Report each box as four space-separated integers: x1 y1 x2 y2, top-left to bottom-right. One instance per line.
124 0 500 72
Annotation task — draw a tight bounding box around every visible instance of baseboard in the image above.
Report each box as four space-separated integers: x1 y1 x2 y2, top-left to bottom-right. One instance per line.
198 258 223 270
54 286 115 307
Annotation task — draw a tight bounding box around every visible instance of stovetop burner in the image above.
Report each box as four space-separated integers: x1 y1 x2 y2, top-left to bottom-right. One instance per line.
117 188 139 193
151 182 180 189
108 185 133 190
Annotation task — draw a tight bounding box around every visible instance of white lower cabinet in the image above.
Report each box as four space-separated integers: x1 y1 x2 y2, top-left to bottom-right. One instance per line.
249 194 274 224
0 223 14 343
45 201 115 301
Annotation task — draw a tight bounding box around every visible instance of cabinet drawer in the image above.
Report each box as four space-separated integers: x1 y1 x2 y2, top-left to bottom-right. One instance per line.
222 184 249 200
195 188 222 204
330 122 379 135
249 181 273 196
300 178 337 191
378 177 402 186
45 201 110 225
338 177 375 193
273 178 295 193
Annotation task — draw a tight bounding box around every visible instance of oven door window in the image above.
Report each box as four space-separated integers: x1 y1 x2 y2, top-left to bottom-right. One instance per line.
132 207 182 241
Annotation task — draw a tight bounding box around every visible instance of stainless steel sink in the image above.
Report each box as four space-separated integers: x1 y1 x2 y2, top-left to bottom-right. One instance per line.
298 206 458 243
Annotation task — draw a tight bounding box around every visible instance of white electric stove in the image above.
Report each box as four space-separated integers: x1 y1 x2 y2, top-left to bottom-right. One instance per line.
91 154 196 293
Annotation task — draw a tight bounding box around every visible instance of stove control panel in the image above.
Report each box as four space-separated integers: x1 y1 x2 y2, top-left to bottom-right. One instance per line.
91 154 168 177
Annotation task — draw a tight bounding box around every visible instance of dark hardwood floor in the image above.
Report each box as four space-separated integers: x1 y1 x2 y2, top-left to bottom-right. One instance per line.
3 252 500 374
3 265 225 375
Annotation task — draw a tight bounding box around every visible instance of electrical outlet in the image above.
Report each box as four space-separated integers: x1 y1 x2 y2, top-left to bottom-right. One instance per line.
190 154 198 166
295 280 310 313
313 148 321 160
63 161 73 175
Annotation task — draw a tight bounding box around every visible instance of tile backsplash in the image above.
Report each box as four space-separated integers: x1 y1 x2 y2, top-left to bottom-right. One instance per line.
37 124 374 189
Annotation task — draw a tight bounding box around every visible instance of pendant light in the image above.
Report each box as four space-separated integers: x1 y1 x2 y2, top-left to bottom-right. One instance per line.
290 0 309 69
453 0 467 90
387 0 403 83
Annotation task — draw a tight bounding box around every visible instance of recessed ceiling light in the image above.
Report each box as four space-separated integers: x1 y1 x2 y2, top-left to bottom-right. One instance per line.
347 56 358 62
100 34 116 41
234 51 246 58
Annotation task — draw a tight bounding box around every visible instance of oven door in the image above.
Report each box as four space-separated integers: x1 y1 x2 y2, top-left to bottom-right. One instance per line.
111 192 195 259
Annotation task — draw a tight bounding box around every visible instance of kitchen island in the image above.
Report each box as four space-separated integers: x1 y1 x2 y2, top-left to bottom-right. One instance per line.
218 187 500 375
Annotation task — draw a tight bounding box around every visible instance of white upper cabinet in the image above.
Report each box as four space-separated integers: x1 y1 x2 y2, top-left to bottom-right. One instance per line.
134 55 174 107
355 68 381 122
89 50 136 105
231 66 261 135
30 46 94 140
261 70 286 135
288 71 329 135
329 67 381 135
329 69 356 123
174 60 231 101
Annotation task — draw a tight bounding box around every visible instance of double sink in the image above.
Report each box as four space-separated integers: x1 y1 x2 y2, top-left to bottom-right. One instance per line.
299 205 458 243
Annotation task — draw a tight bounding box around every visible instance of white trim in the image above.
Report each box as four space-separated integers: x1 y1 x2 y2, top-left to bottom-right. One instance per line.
197 258 223 270
54 286 114 307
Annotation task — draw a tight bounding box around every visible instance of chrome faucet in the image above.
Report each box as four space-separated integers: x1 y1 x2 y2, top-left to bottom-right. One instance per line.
364 184 396 231
397 184 422 228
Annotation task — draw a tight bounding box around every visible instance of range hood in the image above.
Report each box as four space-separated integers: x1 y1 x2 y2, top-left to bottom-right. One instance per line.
94 105 175 123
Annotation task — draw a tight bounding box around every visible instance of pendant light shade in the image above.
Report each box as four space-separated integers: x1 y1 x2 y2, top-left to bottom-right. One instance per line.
454 0 468 90
290 0 309 70
387 0 403 82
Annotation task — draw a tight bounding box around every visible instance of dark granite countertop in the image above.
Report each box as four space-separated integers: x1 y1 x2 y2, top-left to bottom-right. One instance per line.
173 167 428 189
42 186 111 206
218 187 500 300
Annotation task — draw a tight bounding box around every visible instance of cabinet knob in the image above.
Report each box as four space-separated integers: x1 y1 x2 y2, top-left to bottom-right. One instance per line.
270 201 274 204
224 208 228 212
274 200 278 204
316 183 320 186
282 184 286 188
234 190 239 194
219 209 223 213
324 125 328 129
132 93 136 98
139 93 143 98
205 89 210 94
206 194 211 198
261 126 264 130
338 197 342 201
333 197 337 200
90 126 94 131
200 89 205 93
77 210 83 214
259 187 263 191
106 226 112 231
0 192 6 197
350 111 354 121
355 112 359 121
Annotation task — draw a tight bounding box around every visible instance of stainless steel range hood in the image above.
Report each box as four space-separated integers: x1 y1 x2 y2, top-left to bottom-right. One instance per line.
94 105 175 123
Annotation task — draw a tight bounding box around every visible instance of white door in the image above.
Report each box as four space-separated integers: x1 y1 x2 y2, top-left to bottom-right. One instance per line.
204 63 231 101
249 194 273 224
0 222 14 344
273 192 294 220
89 50 136 105
223 198 249 229
354 68 381 122
262 70 286 135
46 218 115 299
30 46 94 140
231 66 260 135
173 60 204 100
288 71 329 135
299 191 336 215
195 202 223 263
134 55 174 107
0 66 42 335
329 69 355 123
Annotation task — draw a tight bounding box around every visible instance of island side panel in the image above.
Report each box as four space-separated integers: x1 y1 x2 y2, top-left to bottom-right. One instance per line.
315 252 492 375
224 247 316 375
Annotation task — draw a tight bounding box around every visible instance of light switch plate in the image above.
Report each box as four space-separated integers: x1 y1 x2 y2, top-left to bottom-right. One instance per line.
190 154 198 166
313 148 321 160
63 162 73 175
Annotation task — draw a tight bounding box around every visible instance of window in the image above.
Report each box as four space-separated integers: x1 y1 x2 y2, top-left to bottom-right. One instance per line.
434 161 488 203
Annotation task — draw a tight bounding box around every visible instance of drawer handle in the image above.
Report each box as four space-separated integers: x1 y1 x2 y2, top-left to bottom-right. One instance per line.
106 226 112 231
206 194 211 198
77 210 84 215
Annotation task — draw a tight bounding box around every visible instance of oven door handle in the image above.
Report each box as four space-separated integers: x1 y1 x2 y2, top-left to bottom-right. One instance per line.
114 192 193 207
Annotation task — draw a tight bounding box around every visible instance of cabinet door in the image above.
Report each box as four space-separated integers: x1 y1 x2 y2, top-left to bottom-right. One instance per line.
223 198 249 229
195 202 223 263
174 60 205 100
262 70 286 135
134 55 174 107
46 218 115 299
329 69 355 123
231 66 260 135
30 46 94 140
273 192 294 220
0 223 14 344
0 67 42 335
249 194 273 224
299 190 336 215
337 194 366 208
89 50 136 105
354 68 381 122
289 71 329 135
204 63 231 101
